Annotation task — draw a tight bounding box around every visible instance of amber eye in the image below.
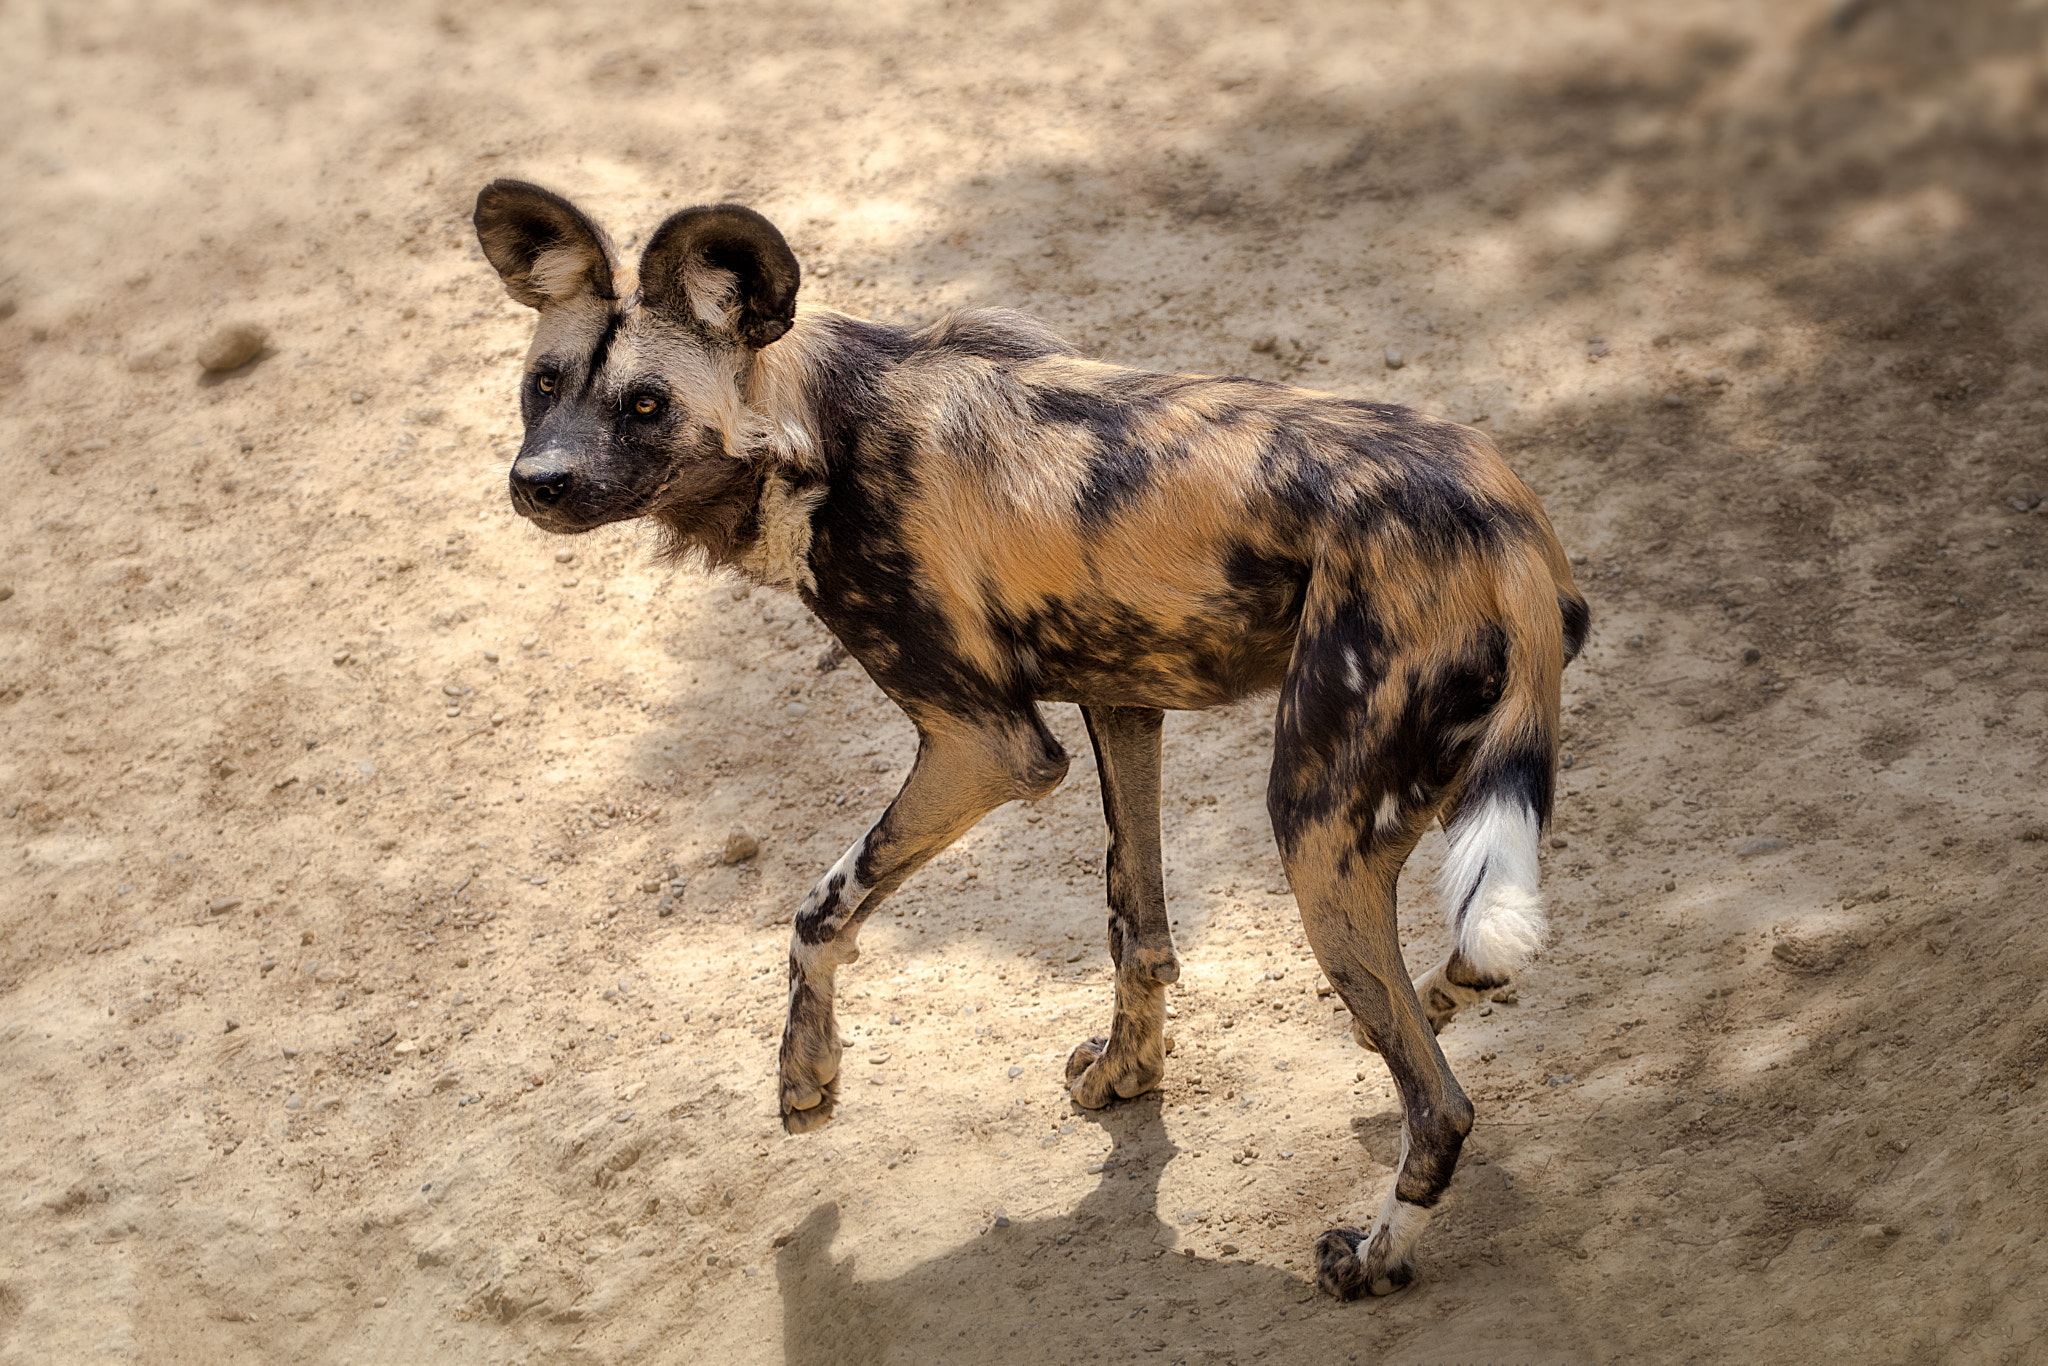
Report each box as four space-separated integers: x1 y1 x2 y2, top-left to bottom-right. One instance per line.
633 395 661 416
535 374 555 394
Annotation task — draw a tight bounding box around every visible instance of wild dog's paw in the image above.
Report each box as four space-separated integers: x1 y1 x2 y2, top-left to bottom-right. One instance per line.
778 1014 843 1133
1314 1225 1415 1300
1064 1033 1163 1109
780 1075 838 1134
1064 1036 1109 1084
1415 964 1488 1036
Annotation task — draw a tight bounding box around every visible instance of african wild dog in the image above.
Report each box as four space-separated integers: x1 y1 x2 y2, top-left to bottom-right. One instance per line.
472 180 1589 1298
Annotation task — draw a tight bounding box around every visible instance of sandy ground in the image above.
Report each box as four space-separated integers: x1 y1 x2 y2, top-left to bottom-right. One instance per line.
3 1 2047 1362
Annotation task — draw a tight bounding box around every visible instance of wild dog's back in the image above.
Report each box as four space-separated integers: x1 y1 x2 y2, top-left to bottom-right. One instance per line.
779 307 1579 712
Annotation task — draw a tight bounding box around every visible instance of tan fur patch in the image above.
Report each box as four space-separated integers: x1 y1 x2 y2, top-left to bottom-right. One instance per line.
740 472 825 593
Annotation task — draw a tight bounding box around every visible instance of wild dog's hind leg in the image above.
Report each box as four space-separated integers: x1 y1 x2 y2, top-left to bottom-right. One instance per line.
781 712 1068 1133
1269 608 1483 1298
1066 706 1179 1109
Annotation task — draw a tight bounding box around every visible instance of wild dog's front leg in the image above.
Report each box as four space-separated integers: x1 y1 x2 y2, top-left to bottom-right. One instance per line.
779 843 868 1134
780 716 1070 1134
1067 706 1179 1109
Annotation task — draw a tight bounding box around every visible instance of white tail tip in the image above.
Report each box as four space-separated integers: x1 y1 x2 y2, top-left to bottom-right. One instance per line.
1440 795 1547 978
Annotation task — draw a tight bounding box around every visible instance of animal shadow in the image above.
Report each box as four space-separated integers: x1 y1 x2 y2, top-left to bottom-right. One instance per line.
775 1096 1338 1365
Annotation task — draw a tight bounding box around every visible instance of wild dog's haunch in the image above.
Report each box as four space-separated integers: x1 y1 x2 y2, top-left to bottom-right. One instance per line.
472 179 1589 1298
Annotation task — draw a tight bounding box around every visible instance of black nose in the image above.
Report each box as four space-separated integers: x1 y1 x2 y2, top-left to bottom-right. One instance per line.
510 460 572 509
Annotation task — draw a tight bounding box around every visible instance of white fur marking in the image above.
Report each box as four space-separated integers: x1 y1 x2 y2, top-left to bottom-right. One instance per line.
1373 1194 1433 1262
790 837 871 974
741 473 825 593
1374 791 1401 834
1361 1124 1432 1269
1344 646 1365 693
1439 794 1546 978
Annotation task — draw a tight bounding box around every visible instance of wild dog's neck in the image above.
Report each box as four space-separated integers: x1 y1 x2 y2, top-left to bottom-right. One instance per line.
742 304 909 477
719 306 905 596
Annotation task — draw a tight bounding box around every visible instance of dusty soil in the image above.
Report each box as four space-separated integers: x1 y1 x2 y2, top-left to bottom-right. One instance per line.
4 1 2047 1362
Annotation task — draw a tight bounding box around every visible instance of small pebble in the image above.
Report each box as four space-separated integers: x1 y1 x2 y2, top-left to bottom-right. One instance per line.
483 650 499 663
331 650 351 665
1008 1065 1023 1078
0 586 13 602
1383 346 1405 370
555 549 576 564
723 831 760 864
1742 646 1762 664
520 634 539 649
372 1297 387 1309
284 1093 303 1110
1736 835 1790 858
1661 392 1684 407
197 324 267 372
992 1214 1011 1229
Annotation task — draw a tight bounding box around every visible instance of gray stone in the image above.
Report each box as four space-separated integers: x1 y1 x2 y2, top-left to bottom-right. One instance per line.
1736 835 1790 858
722 831 760 864
197 324 267 372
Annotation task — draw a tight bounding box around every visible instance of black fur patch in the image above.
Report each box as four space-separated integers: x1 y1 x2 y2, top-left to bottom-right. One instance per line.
1560 590 1591 663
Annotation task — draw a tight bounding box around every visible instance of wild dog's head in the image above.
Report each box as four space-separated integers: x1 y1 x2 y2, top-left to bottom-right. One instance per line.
472 180 802 556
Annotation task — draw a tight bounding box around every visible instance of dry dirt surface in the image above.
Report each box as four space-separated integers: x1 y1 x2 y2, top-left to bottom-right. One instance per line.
4 2 2047 1362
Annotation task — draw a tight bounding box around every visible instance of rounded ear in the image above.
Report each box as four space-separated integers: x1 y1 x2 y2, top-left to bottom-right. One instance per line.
638 205 800 348
473 180 620 309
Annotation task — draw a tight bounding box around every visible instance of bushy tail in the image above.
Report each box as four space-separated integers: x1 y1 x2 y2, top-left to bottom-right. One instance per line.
1438 551 1581 978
